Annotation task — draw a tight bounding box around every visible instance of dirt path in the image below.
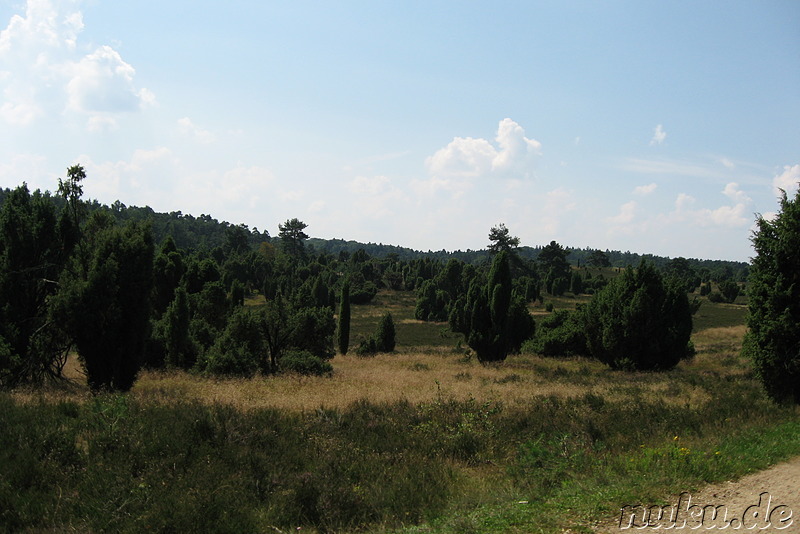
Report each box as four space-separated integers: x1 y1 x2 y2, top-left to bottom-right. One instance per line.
594 456 800 532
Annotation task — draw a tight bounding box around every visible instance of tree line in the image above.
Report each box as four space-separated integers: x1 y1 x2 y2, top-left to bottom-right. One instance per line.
1 168 797 404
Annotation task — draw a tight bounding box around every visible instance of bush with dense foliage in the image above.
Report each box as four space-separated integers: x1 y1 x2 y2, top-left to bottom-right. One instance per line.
743 188 800 403
583 261 694 370
280 349 333 376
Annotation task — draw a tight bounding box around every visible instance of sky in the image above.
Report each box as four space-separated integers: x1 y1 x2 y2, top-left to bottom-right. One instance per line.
1 1 798 262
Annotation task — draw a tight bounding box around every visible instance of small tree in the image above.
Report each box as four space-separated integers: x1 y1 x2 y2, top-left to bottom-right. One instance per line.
337 280 351 355
583 261 693 371
376 312 396 352
449 251 534 363
53 216 154 391
278 218 309 258
743 188 800 403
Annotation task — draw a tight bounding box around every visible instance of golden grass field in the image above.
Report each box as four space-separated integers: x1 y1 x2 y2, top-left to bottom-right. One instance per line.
12 322 747 415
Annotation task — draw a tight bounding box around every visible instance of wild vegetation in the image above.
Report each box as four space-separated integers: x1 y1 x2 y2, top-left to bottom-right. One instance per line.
0 169 798 533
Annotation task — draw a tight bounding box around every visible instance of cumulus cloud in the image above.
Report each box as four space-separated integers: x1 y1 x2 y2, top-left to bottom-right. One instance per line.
425 118 541 182
633 183 657 196
773 164 800 195
650 124 666 145
0 0 153 129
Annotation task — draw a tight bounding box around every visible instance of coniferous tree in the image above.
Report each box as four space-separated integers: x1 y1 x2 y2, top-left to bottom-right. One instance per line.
583 260 693 371
53 215 155 391
0 185 69 386
337 280 351 355
376 312 396 352
450 251 534 362
743 188 800 403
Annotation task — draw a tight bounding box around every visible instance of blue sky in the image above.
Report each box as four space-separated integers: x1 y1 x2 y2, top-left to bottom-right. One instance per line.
1 1 798 261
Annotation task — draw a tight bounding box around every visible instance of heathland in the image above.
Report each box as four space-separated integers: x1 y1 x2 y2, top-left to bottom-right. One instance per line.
4 287 799 533
1 176 798 533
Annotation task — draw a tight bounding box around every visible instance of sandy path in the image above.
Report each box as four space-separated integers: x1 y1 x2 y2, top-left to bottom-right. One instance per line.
594 456 800 532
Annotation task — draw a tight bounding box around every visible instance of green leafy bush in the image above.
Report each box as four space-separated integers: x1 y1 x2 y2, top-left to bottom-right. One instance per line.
525 309 586 356
280 350 333 376
743 188 800 403
583 260 694 370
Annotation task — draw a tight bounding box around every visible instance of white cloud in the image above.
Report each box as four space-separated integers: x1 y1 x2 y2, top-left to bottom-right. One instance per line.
672 184 751 228
773 164 800 195
177 117 215 144
0 1 153 128
633 183 657 196
720 157 736 169
722 182 750 204
425 118 541 182
650 124 666 145
607 200 637 226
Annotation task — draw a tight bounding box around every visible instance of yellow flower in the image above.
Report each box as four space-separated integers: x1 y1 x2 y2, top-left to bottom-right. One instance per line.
673 435 679 441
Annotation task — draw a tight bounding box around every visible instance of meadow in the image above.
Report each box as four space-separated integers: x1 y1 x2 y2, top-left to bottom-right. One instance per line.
2 288 798 533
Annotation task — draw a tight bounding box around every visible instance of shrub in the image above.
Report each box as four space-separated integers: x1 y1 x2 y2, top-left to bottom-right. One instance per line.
707 291 725 303
718 280 741 303
526 310 587 357
280 350 333 376
448 251 535 363
375 312 396 352
583 260 694 370
743 188 800 403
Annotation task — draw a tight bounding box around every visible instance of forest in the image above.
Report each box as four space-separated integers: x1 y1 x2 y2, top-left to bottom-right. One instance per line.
1 167 798 533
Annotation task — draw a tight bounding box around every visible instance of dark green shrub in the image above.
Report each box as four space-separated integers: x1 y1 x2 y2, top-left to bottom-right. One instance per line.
743 188 800 403
448 251 535 363
201 307 263 377
718 280 741 303
290 307 335 360
526 309 587 356
583 260 694 370
280 350 333 376
337 281 350 355
707 291 725 303
375 312 396 352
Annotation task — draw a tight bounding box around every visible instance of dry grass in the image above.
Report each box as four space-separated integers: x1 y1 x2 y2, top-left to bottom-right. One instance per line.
10 325 745 414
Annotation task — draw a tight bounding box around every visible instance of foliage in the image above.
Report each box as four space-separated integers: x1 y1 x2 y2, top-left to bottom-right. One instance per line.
280 349 333 376
0 185 70 387
449 251 535 362
375 312 396 352
487 223 520 255
525 309 587 356
53 216 155 391
337 280 351 355
160 286 195 369
743 188 800 403
718 279 741 303
201 307 264 377
290 306 336 360
355 312 396 356
583 260 694 370
278 217 309 258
